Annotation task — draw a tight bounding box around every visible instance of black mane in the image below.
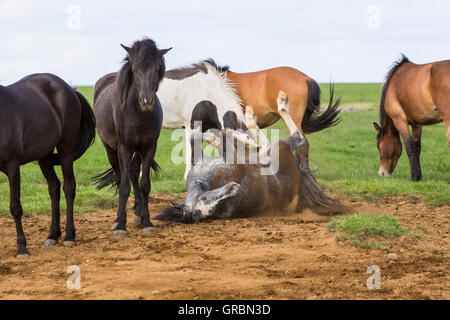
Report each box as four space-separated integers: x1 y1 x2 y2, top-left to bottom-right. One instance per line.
165 58 230 80
117 37 166 108
379 54 410 128
124 37 161 69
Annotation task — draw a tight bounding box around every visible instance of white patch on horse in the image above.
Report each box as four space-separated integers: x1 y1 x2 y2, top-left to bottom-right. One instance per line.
158 62 244 129
157 61 244 179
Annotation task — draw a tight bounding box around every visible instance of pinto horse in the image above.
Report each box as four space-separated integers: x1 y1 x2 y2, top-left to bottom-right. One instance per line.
158 60 340 179
0 73 96 257
373 55 450 181
156 92 348 223
159 59 247 179
93 38 171 236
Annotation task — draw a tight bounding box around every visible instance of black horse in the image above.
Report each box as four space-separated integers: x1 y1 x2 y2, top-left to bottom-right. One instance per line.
0 73 96 258
93 38 171 237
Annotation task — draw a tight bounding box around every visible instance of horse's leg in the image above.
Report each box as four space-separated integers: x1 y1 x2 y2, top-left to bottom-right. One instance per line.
277 91 309 168
113 144 132 237
245 106 271 164
138 146 158 234
38 155 62 246
411 124 423 181
7 161 29 258
103 144 122 229
442 116 450 149
58 153 77 245
393 119 421 181
130 152 143 225
184 127 193 180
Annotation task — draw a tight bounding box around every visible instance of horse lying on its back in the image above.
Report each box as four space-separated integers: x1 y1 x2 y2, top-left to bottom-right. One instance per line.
156 92 348 223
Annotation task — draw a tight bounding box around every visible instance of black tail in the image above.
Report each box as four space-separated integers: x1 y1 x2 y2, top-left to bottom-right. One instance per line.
154 201 196 224
52 90 96 165
297 167 350 215
92 168 117 191
301 80 341 134
92 159 160 191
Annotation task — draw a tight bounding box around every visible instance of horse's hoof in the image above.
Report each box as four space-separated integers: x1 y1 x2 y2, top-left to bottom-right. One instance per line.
111 222 118 230
142 227 157 234
44 239 58 247
16 253 31 259
113 230 127 238
63 241 76 247
133 216 143 225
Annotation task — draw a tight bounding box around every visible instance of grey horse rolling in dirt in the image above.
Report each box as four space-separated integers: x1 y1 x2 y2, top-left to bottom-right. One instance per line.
156 91 348 223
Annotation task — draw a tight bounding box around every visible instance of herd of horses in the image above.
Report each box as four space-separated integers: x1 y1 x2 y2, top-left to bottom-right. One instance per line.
0 37 448 258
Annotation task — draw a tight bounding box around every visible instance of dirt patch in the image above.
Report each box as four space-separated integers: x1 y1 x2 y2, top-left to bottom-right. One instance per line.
0 193 448 300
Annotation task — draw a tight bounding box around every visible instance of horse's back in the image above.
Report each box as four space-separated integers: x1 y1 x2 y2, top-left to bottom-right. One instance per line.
94 72 117 105
0 73 79 164
158 68 244 129
388 61 447 125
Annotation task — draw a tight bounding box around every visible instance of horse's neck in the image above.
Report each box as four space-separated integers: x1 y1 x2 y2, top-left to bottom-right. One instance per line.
382 113 399 135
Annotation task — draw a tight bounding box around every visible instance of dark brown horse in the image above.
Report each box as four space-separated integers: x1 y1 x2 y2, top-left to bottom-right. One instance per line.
0 73 96 258
156 92 348 223
373 55 450 181
93 38 171 236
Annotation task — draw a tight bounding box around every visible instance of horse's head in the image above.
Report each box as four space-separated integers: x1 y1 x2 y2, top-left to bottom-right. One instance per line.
119 38 171 111
373 122 402 177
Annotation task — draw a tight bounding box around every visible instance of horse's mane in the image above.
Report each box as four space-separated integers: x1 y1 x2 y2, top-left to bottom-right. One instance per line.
124 37 161 69
379 54 410 128
165 58 230 80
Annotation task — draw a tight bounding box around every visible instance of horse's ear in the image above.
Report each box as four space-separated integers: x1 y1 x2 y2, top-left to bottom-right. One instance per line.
159 47 172 56
373 122 382 133
120 44 132 55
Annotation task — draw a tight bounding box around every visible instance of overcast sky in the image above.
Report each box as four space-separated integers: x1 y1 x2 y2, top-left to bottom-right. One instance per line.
1 0 449 85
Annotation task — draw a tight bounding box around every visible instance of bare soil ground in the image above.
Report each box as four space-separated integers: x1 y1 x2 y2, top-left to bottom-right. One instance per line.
0 193 448 300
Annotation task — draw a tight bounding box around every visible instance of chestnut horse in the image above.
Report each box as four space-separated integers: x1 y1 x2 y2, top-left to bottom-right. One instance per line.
227 66 341 163
373 55 450 181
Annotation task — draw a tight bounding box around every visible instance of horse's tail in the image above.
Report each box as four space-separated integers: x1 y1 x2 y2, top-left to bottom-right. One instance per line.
154 201 196 224
301 80 341 134
297 166 350 215
92 168 117 191
92 159 160 191
52 90 96 165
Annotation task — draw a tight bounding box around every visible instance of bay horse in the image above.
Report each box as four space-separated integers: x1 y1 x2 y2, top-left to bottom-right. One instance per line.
373 55 450 181
0 73 96 258
93 38 171 237
156 91 348 223
226 65 341 166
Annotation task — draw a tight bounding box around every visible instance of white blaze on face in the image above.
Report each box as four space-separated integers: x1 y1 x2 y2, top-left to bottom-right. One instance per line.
191 182 240 219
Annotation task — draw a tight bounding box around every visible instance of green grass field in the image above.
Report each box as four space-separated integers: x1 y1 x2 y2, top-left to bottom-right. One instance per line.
0 83 448 216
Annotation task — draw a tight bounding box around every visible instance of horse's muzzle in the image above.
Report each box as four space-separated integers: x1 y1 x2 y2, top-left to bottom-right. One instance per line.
139 96 154 112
